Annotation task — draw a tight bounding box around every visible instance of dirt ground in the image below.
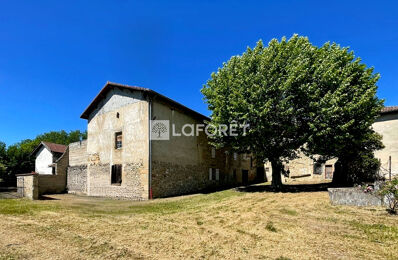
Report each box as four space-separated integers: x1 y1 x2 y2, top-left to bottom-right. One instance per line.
0 184 397 260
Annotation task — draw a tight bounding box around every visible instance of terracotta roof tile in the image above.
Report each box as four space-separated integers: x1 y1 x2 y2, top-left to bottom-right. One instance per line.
381 106 398 114
42 142 67 154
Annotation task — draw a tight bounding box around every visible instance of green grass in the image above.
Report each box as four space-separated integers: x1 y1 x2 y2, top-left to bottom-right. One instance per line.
279 208 298 216
0 189 243 217
266 221 277 232
349 221 398 243
0 199 62 215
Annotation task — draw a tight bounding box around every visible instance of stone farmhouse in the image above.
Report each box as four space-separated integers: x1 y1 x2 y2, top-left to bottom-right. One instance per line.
17 82 397 200
64 82 262 200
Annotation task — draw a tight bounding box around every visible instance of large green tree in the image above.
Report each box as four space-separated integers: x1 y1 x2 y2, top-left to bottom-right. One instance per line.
304 43 384 185
201 35 383 189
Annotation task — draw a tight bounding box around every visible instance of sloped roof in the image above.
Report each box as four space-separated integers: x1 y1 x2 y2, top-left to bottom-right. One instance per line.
42 142 67 153
381 106 398 114
80 82 209 121
31 141 67 157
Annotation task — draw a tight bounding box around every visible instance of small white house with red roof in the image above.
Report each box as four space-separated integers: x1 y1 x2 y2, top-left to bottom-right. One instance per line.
31 142 67 175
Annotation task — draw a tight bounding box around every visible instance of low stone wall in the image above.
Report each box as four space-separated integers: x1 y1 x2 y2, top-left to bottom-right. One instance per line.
328 188 384 207
38 174 66 195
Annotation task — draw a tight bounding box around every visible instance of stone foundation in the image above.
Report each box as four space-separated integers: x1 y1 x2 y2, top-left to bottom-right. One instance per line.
88 163 146 200
152 161 223 198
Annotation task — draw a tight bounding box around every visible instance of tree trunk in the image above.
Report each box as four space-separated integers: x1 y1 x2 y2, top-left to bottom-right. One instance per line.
332 159 350 187
270 159 283 190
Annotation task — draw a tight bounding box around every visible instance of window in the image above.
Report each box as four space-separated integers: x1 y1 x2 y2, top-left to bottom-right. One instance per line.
115 132 122 149
313 162 323 175
116 112 120 118
52 166 56 175
233 152 237 161
111 164 122 185
211 148 216 158
233 169 237 181
209 168 220 181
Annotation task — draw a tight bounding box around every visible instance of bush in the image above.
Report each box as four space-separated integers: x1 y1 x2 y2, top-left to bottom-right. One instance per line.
378 178 398 214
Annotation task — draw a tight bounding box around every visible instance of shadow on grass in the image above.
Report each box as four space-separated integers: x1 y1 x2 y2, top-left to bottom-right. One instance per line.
39 195 60 200
236 183 331 193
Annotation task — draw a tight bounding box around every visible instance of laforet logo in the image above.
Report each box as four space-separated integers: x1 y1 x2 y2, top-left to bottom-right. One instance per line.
151 120 170 140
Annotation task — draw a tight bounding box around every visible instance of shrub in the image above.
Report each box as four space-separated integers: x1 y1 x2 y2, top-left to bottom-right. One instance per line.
378 178 398 214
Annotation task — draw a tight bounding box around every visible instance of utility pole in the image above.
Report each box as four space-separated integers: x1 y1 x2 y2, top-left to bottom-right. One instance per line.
389 156 392 181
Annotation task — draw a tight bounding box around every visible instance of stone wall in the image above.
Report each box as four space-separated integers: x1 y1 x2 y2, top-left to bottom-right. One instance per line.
86 90 149 200
152 161 209 197
67 165 87 194
151 100 257 198
88 163 145 200
67 140 88 194
328 188 384 206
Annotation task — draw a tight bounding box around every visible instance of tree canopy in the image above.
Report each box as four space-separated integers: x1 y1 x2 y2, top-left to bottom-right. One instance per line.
201 35 383 188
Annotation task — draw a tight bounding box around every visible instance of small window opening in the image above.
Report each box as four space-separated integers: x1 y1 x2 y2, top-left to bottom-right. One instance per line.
115 132 122 149
313 162 323 175
116 112 120 118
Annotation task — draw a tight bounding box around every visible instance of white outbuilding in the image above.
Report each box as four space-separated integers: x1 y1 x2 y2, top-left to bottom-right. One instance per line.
31 142 67 175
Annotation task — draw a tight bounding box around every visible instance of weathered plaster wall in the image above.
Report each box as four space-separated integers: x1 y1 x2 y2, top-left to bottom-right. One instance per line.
86 88 149 200
264 153 337 183
373 112 398 179
35 146 53 174
16 174 38 200
69 140 88 166
150 100 255 198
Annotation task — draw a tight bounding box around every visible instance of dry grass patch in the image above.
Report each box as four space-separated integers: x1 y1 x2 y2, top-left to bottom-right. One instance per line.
0 186 397 259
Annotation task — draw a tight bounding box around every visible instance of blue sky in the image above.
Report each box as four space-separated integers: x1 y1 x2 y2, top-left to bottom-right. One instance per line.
0 0 397 146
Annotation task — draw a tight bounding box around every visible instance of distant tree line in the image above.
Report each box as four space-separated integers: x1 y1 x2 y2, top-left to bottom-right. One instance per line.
0 130 87 186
